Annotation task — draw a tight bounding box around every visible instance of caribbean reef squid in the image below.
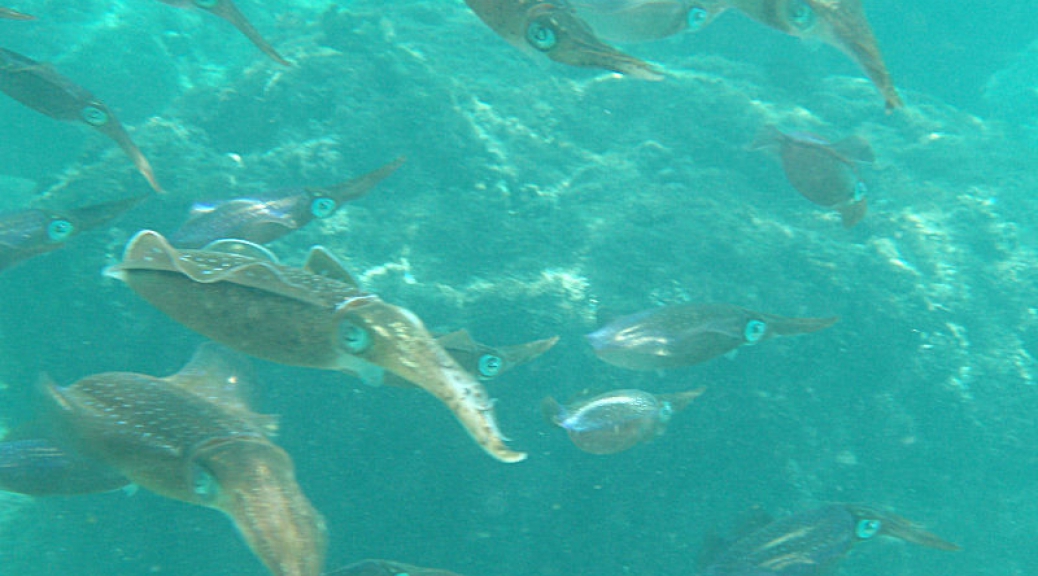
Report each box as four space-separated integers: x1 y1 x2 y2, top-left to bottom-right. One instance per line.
465 0 663 79
0 195 144 271
105 230 527 463
587 302 838 370
701 503 958 575
156 0 290 65
0 344 327 576
721 0 901 109
0 47 162 192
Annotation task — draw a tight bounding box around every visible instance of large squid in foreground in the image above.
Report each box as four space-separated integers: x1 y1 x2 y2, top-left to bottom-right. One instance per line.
0 344 326 576
105 230 526 463
0 47 162 192
157 0 290 65
465 0 662 79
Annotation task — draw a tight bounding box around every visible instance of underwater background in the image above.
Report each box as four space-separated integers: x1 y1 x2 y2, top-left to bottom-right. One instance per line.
1 0 1038 574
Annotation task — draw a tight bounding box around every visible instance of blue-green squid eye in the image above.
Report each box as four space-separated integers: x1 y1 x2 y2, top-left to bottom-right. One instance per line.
743 320 767 343
855 519 881 539
80 105 109 127
191 464 219 501
658 401 674 422
687 6 709 31
526 18 558 52
477 354 503 378
194 0 218 8
785 0 815 30
853 181 868 201
310 197 338 219
340 321 372 354
46 219 75 242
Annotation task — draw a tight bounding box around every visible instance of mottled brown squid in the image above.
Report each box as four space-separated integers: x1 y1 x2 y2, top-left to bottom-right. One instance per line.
105 231 526 463
9 344 327 576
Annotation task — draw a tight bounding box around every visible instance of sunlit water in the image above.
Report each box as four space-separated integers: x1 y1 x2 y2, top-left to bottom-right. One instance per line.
1 1 1037 575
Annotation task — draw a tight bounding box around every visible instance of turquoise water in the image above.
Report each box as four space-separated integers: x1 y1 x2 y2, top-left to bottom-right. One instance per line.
1 1 1037 574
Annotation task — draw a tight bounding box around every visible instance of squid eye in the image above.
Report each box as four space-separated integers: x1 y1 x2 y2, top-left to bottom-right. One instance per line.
191 464 219 501
477 354 503 378
785 0 815 30
853 181 868 201
743 320 767 343
46 219 75 242
194 0 218 8
855 519 881 539
658 401 674 422
80 105 109 127
339 321 372 353
687 6 709 30
310 197 338 218
526 18 558 52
